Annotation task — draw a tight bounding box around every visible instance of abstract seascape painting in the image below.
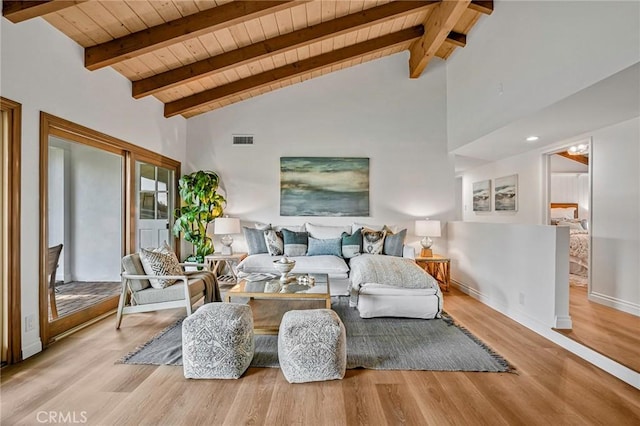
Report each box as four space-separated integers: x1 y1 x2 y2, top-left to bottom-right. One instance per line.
280 157 369 217
472 179 491 212
494 174 518 212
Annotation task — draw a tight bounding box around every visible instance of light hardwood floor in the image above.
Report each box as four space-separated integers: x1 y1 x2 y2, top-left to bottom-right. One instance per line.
557 285 640 372
2 288 639 425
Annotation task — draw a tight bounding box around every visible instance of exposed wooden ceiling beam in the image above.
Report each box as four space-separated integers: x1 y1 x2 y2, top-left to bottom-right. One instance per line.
84 1 300 71
2 1 86 23
165 26 424 118
133 1 438 99
408 0 470 79
557 151 589 165
469 0 494 15
446 31 467 48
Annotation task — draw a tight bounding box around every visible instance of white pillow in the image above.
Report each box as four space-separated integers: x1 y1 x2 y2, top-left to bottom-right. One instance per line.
305 223 351 239
550 207 576 219
352 223 382 234
557 220 584 230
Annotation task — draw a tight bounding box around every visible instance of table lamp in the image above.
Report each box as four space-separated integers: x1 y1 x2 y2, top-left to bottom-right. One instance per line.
415 219 441 257
214 217 241 255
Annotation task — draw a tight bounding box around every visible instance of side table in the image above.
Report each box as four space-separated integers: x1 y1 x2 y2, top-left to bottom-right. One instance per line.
204 252 248 285
415 254 450 292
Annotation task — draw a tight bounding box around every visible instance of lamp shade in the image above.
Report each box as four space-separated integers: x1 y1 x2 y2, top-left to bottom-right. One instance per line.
214 217 241 235
415 219 441 237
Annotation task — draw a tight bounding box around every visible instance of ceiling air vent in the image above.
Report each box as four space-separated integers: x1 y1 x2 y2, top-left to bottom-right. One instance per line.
232 134 254 145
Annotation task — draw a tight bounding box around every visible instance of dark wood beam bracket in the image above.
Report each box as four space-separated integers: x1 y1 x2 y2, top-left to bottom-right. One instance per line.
165 26 425 117
133 0 437 98
2 1 86 23
84 1 300 71
446 31 467 48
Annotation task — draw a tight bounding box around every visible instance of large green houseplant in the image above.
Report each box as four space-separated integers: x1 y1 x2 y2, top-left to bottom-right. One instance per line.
172 170 226 262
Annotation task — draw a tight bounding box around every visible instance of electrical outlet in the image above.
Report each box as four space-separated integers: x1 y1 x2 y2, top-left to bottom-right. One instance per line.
518 292 525 305
25 314 35 332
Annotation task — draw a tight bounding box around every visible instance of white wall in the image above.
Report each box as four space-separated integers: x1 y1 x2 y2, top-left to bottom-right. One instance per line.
590 118 640 314
69 145 122 282
447 1 640 150
550 173 589 220
186 53 454 254
1 18 187 358
460 149 543 224
459 117 640 316
448 221 571 329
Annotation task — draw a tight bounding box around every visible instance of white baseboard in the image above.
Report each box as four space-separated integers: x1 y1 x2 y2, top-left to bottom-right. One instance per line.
451 279 551 331
554 315 573 329
450 279 639 390
22 339 43 360
588 291 640 317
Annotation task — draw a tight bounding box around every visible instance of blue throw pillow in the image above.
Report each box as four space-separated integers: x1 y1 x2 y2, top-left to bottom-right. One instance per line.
341 229 362 259
243 226 268 255
383 228 406 257
281 229 309 256
307 237 342 257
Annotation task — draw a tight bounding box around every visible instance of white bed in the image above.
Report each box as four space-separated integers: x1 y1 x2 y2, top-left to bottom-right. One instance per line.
550 203 589 277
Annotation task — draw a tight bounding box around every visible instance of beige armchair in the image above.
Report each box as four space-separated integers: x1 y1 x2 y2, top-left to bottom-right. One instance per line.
116 253 220 329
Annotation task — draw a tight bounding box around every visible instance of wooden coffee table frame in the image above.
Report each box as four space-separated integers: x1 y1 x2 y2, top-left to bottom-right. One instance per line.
224 275 331 335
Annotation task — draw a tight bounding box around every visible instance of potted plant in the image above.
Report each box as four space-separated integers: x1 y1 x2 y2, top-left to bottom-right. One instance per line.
172 170 226 263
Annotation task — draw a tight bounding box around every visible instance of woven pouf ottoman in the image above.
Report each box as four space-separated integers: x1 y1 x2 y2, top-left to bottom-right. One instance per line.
278 309 346 383
182 303 254 379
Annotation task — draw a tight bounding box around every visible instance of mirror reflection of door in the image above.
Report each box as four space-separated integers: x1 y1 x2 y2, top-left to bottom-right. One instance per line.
47 137 123 325
136 162 174 251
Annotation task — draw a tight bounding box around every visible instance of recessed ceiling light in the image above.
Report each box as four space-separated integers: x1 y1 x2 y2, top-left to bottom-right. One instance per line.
526 136 539 142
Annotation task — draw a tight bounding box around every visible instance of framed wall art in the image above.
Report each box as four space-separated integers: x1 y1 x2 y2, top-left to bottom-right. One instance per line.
472 179 491 212
280 157 369 217
494 174 518 212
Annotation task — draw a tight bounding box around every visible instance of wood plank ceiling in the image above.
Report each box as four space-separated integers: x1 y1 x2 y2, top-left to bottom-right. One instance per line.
3 0 492 119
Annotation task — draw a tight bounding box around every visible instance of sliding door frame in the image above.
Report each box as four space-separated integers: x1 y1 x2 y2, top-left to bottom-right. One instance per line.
1 97 22 364
39 113 181 346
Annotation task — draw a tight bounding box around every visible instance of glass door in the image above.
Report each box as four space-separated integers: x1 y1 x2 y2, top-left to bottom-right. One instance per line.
46 136 123 331
136 162 174 251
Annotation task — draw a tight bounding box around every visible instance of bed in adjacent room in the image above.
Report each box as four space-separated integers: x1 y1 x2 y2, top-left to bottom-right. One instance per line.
550 203 589 283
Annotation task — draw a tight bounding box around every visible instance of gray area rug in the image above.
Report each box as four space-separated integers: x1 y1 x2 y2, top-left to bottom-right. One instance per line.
119 297 514 372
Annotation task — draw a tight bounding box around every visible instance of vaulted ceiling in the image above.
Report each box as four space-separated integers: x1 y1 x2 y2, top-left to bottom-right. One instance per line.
3 0 492 118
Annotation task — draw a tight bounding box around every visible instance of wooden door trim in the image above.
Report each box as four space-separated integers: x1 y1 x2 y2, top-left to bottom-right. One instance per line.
1 97 22 364
130 153 181 260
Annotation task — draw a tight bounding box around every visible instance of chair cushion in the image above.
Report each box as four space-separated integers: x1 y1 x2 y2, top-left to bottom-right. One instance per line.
122 253 150 291
133 278 205 305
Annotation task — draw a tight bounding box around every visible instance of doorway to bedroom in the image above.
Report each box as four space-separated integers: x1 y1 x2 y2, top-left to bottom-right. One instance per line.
546 140 639 373
547 142 590 290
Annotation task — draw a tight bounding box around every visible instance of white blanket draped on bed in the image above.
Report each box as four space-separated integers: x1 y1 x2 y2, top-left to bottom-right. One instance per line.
348 254 439 307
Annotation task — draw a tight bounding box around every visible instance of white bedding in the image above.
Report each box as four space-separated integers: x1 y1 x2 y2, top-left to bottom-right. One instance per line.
569 229 589 277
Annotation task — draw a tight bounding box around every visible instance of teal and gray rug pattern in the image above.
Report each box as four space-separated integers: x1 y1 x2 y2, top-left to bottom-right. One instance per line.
119 297 514 372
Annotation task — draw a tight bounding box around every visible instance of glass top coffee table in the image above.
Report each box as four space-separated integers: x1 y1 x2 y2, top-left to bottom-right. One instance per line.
224 273 331 335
